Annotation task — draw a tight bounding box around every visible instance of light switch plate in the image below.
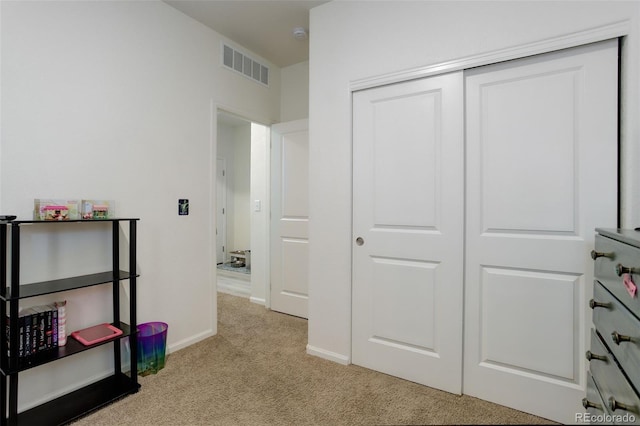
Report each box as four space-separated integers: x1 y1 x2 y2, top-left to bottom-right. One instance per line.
179 199 189 215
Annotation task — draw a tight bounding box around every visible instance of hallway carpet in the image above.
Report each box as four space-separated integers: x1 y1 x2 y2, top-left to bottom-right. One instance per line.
74 293 556 425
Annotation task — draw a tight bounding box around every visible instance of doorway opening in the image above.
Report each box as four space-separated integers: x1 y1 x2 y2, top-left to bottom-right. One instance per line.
215 109 270 304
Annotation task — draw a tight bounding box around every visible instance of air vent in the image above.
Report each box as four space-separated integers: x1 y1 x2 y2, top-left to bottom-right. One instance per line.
222 43 269 87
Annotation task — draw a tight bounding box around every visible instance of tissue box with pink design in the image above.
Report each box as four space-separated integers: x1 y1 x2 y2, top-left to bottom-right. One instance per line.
81 200 115 220
34 199 81 221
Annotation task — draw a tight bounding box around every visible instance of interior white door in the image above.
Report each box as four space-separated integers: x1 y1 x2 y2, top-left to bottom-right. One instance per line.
270 119 309 318
216 157 227 264
352 72 464 394
464 40 618 423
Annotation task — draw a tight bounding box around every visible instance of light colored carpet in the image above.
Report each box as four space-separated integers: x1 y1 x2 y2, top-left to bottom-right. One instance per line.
73 293 556 425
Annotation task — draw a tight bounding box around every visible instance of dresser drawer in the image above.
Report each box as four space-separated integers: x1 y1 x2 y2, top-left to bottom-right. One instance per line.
594 234 640 318
587 328 640 422
584 371 611 424
593 281 640 394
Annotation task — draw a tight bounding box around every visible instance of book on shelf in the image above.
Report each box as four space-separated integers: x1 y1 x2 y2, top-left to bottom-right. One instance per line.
6 303 64 358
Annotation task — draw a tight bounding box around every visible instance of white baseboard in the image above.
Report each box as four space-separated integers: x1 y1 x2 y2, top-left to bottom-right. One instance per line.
168 329 215 353
306 344 350 365
217 282 251 298
250 296 265 306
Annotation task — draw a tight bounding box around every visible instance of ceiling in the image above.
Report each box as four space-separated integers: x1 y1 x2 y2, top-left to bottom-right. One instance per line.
163 0 328 68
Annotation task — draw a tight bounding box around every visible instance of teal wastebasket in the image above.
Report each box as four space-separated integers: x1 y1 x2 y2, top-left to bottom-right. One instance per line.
137 322 168 376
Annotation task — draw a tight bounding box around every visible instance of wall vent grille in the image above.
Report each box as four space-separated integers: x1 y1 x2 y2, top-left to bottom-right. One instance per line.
222 43 269 87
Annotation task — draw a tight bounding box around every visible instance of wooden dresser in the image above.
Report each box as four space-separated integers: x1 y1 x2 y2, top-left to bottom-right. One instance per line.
585 228 640 424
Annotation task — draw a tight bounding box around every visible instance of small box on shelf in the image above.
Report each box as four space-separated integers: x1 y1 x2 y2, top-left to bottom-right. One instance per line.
81 200 114 220
34 199 81 221
43 205 69 221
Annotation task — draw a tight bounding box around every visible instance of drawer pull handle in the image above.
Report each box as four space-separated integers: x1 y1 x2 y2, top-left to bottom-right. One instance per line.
591 250 613 260
616 263 637 276
583 398 602 410
609 397 636 413
586 350 607 362
612 331 632 345
589 299 610 310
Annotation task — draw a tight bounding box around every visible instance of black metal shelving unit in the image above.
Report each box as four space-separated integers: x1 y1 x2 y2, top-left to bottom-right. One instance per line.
0 218 140 426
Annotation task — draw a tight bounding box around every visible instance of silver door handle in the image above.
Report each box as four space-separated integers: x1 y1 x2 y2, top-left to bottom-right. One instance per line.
355 237 364 246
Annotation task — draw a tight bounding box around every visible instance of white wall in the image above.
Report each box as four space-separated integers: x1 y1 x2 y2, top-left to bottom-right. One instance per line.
232 125 251 251
281 61 309 121
250 123 270 305
1 0 280 410
217 122 235 261
217 120 252 259
307 0 640 364
217 121 251 256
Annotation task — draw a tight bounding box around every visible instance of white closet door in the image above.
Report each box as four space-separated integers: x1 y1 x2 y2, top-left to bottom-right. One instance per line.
464 40 618 423
352 72 464 394
270 119 309 318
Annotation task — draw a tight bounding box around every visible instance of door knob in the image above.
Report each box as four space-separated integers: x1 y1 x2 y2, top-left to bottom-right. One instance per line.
355 237 364 246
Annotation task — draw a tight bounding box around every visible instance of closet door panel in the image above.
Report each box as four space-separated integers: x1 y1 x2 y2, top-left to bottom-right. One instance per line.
480 266 579 380
464 39 618 423
480 70 577 233
352 71 464 394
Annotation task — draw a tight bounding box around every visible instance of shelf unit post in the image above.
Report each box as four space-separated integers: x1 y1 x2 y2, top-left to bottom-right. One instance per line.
8 224 20 424
129 220 138 382
0 224 6 425
111 222 121 373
